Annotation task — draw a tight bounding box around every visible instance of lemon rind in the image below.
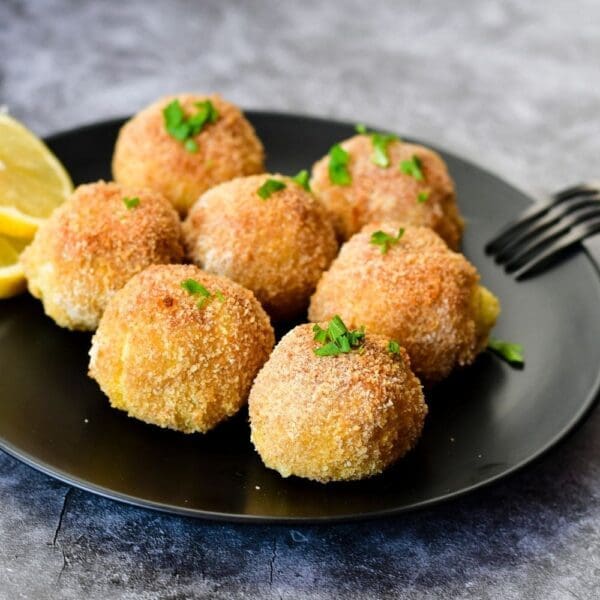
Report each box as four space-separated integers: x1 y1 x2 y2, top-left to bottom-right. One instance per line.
0 263 26 299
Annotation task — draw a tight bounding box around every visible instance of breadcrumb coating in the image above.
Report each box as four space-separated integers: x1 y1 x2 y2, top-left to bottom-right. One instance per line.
21 181 183 331
112 93 265 215
89 264 275 433
183 174 338 321
310 135 463 249
249 324 427 482
308 223 500 384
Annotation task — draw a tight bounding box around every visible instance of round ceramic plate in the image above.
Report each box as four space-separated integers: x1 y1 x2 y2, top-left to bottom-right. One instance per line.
1 113 599 523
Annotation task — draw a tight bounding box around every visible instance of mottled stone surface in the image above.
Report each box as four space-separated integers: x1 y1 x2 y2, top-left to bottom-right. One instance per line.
1 0 600 598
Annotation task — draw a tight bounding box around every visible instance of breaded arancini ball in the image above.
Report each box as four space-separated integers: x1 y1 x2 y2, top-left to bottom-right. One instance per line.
309 223 500 384
310 134 463 249
183 173 338 321
249 322 427 482
21 181 183 331
112 93 265 215
89 264 275 434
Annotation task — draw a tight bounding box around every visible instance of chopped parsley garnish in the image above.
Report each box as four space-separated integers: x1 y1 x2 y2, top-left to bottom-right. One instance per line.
417 190 430 203
163 99 219 153
292 169 311 192
122 196 140 210
163 100 187 139
188 100 218 130
400 155 424 181
388 340 400 354
257 178 286 199
371 133 398 168
370 227 405 254
313 315 365 357
354 124 399 167
487 338 524 366
184 138 198 153
181 278 224 309
328 144 351 185
181 278 210 297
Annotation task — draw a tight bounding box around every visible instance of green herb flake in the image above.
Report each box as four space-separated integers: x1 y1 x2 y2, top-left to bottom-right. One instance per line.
328 144 351 186
388 340 400 354
328 315 348 340
313 315 366 357
163 100 187 139
257 178 287 200
314 341 342 357
292 169 311 192
488 338 524 366
122 196 140 210
339 336 351 352
181 278 211 297
312 323 328 343
184 138 198 153
417 190 430 203
371 133 398 168
354 124 399 167
370 227 405 254
162 99 219 153
348 328 365 346
180 278 225 310
189 100 219 133
400 155 424 181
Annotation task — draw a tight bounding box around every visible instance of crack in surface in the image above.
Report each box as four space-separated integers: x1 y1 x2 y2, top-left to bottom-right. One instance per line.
52 487 73 585
268 536 277 588
52 487 73 546
57 547 67 584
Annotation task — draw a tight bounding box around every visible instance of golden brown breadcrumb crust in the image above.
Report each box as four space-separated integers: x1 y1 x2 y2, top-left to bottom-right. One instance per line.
20 181 183 331
183 174 338 321
89 264 275 434
112 93 265 215
309 223 498 384
310 135 463 249
248 323 427 482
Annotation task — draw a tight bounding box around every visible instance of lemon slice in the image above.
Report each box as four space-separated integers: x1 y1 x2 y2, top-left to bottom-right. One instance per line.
0 234 29 298
0 113 73 239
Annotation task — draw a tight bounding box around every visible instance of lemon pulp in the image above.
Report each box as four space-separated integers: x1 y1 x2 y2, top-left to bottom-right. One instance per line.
0 113 72 238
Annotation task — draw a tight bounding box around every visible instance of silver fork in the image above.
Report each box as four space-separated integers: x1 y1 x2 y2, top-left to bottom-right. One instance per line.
485 182 600 279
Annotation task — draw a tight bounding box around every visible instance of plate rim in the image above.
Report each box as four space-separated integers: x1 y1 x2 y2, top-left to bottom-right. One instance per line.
2 110 600 524
2 389 599 525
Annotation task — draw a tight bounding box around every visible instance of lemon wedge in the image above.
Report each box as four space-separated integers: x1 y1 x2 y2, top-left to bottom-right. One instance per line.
0 234 29 298
0 113 73 239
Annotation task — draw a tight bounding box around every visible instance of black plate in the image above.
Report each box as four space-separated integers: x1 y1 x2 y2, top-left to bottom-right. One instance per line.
1 113 600 523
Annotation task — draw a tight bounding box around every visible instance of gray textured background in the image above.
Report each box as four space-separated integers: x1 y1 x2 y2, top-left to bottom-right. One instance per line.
1 0 600 598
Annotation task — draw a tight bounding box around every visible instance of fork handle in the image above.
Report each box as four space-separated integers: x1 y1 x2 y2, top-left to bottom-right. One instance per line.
582 233 600 275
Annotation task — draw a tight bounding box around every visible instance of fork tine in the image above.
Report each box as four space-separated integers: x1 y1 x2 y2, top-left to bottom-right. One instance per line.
505 206 600 272
554 181 600 200
494 196 600 264
514 216 600 280
484 200 553 254
485 182 600 255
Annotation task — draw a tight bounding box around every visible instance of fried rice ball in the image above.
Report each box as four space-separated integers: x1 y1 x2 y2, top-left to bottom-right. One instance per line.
309 223 500 384
89 264 275 434
21 181 183 331
112 93 265 215
310 135 463 249
249 323 426 482
183 174 338 321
